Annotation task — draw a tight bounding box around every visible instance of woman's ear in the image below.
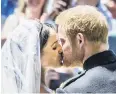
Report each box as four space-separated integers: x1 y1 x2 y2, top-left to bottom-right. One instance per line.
76 33 85 48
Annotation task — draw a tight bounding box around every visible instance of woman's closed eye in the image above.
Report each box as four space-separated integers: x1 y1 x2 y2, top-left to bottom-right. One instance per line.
51 41 58 50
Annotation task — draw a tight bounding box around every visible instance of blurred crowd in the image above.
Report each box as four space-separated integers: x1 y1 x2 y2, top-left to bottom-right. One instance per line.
1 0 116 30
1 0 116 93
1 0 116 46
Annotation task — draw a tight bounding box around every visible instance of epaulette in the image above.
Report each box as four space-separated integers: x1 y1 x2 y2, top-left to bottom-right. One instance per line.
60 70 86 88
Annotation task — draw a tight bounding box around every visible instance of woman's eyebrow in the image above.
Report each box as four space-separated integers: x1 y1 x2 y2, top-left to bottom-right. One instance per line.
51 40 58 47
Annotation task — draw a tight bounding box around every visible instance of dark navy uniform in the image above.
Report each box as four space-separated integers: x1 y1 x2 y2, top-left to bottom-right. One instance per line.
56 50 116 93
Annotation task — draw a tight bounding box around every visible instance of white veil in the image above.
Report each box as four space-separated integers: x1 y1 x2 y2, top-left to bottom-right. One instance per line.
1 20 42 93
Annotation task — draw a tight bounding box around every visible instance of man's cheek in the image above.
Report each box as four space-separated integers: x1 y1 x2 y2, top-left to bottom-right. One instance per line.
63 46 73 66
63 54 72 66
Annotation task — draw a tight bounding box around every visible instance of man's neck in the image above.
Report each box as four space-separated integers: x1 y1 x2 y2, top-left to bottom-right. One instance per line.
83 43 109 63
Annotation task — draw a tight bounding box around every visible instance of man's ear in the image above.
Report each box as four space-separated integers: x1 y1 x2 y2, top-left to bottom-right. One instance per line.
76 33 85 48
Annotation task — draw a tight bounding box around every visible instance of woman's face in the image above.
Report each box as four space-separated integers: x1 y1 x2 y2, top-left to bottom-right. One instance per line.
41 28 63 67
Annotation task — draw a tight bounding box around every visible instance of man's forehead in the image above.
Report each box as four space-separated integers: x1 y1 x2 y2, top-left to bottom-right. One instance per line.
56 24 67 38
56 24 63 32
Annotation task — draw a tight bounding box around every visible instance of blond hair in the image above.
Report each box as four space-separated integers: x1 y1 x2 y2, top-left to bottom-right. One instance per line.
56 5 108 43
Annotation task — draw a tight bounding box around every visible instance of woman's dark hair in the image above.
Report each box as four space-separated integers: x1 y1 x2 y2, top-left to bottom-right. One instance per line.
40 25 49 51
39 23 54 51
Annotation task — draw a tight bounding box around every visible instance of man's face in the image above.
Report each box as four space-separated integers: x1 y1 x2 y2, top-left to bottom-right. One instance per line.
57 25 84 66
57 25 74 66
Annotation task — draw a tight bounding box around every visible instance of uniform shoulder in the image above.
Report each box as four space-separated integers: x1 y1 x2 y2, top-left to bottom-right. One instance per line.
60 70 86 89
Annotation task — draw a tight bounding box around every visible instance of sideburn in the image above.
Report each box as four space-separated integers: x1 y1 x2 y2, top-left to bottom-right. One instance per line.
69 35 83 67
69 35 77 61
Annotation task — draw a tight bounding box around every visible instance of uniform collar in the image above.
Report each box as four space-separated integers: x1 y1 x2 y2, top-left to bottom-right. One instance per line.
83 50 116 71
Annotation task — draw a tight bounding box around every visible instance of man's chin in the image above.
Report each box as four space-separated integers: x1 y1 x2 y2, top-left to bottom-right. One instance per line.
63 57 83 67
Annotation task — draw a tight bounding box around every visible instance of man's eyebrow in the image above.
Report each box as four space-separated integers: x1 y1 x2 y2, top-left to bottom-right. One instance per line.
51 40 58 47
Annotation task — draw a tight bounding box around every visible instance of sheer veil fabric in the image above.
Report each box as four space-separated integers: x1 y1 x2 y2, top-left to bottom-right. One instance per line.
1 20 43 93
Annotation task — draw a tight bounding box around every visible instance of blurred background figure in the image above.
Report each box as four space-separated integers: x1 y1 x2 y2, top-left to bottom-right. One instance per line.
105 0 116 18
44 67 82 91
44 68 73 91
46 0 77 21
104 0 116 54
105 0 116 32
1 0 17 28
1 0 46 47
1 0 17 17
1 0 76 47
